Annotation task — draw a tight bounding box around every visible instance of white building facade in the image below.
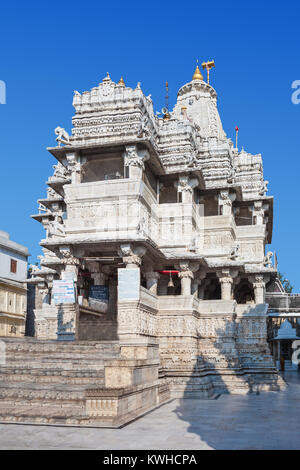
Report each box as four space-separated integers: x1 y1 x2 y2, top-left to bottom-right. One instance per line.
0 230 29 336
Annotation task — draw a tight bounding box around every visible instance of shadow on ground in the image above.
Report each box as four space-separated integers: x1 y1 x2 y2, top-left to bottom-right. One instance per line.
172 316 298 450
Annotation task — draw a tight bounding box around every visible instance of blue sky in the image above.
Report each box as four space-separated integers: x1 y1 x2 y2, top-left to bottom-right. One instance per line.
0 0 299 289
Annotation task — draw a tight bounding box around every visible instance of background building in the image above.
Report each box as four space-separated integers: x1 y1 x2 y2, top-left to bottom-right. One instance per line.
0 230 29 336
266 278 300 370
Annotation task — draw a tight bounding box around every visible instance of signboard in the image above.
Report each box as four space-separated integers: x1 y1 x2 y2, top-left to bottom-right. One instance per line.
52 280 76 304
118 268 140 301
89 285 109 301
88 285 109 313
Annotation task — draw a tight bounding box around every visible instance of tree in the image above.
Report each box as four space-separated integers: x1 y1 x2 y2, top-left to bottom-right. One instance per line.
278 272 294 294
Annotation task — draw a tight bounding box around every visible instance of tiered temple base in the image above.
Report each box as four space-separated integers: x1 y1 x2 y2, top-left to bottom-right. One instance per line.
0 337 172 427
0 337 121 426
0 336 286 428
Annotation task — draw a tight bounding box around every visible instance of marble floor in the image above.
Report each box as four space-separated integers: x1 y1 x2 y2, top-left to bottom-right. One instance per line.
0 372 300 450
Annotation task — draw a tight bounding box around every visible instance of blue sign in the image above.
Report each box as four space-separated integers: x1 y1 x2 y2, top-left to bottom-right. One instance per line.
89 285 109 302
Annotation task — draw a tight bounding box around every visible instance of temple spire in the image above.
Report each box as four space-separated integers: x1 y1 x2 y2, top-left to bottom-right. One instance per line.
118 76 125 86
192 61 204 81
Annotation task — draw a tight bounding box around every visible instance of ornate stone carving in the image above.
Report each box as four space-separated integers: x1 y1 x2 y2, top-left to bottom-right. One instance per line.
59 247 80 267
66 153 85 183
55 126 70 146
124 145 150 171
52 162 70 180
48 213 65 238
263 251 273 268
118 243 146 268
230 243 240 260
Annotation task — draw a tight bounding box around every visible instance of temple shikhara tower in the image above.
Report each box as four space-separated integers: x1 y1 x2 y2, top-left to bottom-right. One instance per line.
0 64 285 426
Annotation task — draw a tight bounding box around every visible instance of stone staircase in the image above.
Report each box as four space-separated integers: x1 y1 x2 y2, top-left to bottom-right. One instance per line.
0 337 120 425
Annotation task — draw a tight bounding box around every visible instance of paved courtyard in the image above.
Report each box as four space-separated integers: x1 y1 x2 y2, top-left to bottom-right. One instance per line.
0 372 300 450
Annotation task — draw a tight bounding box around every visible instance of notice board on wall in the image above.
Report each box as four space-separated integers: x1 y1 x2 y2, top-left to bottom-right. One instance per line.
118 268 140 301
52 280 76 304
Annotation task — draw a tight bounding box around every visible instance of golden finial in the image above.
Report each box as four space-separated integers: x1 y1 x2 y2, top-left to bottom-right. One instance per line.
192 61 204 81
118 76 125 86
201 60 215 84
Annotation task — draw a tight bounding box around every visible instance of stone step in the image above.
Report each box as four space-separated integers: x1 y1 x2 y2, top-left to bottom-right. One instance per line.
6 347 119 356
3 358 108 368
0 400 87 425
0 371 104 386
1 362 105 372
1 338 120 355
0 380 99 402
0 366 105 377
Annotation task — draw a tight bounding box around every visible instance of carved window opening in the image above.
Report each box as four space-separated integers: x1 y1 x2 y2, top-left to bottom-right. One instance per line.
235 206 253 226
204 277 221 300
159 183 178 204
82 155 124 183
234 278 254 304
200 195 218 216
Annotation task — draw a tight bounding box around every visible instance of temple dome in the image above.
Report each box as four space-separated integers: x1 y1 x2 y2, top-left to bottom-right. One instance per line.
171 73 226 141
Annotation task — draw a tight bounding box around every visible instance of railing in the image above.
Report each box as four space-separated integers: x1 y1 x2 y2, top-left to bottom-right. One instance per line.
266 293 300 311
140 286 158 310
158 202 203 247
158 295 199 313
64 178 159 243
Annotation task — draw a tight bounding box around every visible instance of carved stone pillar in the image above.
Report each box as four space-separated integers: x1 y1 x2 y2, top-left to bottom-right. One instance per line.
218 190 235 216
124 145 149 180
178 270 193 295
38 283 50 307
251 201 269 225
249 274 268 304
62 256 80 280
145 271 160 295
46 275 55 305
177 176 194 204
66 152 85 184
217 269 233 300
252 201 264 225
177 261 199 296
